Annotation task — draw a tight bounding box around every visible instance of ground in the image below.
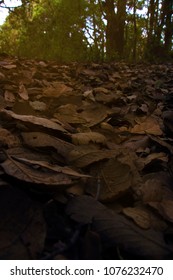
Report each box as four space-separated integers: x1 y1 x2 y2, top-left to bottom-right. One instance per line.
0 57 173 259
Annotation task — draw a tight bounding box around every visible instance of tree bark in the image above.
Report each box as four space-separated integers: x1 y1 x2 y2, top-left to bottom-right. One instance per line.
164 0 173 53
116 0 127 57
104 0 127 60
104 0 117 59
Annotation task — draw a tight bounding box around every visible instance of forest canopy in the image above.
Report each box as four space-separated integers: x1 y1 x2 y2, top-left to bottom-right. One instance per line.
0 0 172 62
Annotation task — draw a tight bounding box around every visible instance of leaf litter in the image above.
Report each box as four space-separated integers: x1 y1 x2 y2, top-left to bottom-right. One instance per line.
0 58 173 259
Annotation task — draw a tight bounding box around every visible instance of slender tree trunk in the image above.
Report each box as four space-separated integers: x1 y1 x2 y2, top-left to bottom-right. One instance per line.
164 0 173 53
116 0 127 58
147 0 155 46
132 0 137 61
104 0 127 60
146 0 172 59
104 0 117 60
90 0 99 61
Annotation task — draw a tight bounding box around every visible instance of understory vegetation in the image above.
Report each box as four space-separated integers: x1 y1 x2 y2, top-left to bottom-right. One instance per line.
0 0 172 62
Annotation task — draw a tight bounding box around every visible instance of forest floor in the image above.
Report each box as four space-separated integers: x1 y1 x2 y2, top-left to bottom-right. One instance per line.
0 57 173 259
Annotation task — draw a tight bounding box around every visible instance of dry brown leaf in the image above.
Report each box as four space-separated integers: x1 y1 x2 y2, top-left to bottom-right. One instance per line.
149 200 173 223
138 178 173 203
66 195 171 259
52 117 76 133
138 152 168 166
18 82 29 100
29 101 47 111
139 103 149 113
81 68 98 76
1 158 72 188
21 132 74 160
2 64 17 69
149 135 173 154
72 132 106 145
0 109 68 134
0 128 20 148
160 200 173 223
123 135 149 151
130 117 162 135
100 122 114 132
94 87 110 94
11 156 91 178
43 82 72 97
0 72 5 79
5 146 61 165
95 92 116 104
80 104 108 127
115 149 142 187
122 207 151 229
138 179 163 202
93 213 170 259
87 158 132 202
69 147 118 168
83 90 95 101
4 90 16 103
66 183 85 196
54 104 86 124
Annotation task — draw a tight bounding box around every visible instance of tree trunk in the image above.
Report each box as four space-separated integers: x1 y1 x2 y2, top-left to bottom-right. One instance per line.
132 0 137 61
164 0 173 53
145 0 173 59
104 0 117 60
147 0 155 45
116 0 127 58
104 0 127 60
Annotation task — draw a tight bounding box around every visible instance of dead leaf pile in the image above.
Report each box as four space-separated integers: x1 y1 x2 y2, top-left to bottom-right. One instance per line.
0 58 173 259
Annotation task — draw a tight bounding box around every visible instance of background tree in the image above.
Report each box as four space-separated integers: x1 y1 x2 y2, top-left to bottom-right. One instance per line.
84 0 106 61
0 0 88 61
146 0 173 59
0 0 172 62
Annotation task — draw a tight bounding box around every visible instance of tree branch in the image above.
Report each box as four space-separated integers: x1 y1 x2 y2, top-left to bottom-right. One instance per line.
0 1 22 11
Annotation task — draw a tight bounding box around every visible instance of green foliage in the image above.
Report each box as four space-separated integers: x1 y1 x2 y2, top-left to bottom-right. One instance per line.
0 0 88 61
0 0 172 62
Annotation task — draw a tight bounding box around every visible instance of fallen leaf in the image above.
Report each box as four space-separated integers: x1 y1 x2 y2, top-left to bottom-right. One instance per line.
54 104 86 124
0 128 20 148
149 200 173 223
11 156 91 178
138 152 168 166
0 109 68 134
131 117 162 135
18 82 29 100
87 158 132 202
82 104 109 127
69 147 118 168
72 132 106 145
2 64 17 69
21 132 74 160
138 178 173 203
29 101 47 111
122 207 151 229
4 90 16 103
43 82 72 97
1 157 73 188
93 213 170 259
66 195 171 259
